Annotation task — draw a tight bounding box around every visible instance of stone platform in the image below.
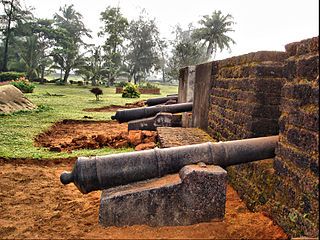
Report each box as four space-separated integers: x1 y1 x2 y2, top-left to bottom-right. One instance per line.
99 164 227 227
157 127 215 148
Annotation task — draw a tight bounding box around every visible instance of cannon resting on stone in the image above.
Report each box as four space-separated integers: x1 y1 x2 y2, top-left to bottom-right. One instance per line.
61 135 278 194
111 102 193 123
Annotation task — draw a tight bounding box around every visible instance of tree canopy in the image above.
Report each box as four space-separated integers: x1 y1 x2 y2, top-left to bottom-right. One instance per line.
0 2 236 84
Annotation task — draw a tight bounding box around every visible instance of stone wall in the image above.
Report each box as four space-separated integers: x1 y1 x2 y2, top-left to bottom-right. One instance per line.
207 51 287 140
185 36 319 237
270 37 319 236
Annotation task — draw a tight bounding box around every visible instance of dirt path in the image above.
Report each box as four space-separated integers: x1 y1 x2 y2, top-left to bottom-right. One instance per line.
0 158 287 239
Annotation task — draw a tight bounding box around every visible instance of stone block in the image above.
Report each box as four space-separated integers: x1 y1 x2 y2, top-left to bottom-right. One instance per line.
99 164 227 227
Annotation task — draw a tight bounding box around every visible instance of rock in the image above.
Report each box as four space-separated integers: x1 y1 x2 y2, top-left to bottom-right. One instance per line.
127 130 143 146
135 142 156 151
94 135 108 145
0 85 36 114
114 140 128 148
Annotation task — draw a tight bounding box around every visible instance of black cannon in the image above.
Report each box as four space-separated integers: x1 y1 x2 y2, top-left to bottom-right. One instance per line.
111 102 193 123
60 135 278 194
145 95 178 106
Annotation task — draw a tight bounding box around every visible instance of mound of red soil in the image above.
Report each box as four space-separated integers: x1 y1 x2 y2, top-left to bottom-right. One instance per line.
83 100 145 112
35 120 157 152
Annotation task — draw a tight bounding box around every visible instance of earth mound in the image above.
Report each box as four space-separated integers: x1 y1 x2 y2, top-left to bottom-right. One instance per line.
0 85 36 114
35 120 157 152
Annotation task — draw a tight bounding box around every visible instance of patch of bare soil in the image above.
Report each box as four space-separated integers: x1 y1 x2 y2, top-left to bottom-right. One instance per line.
0 158 288 239
83 100 145 112
35 120 157 152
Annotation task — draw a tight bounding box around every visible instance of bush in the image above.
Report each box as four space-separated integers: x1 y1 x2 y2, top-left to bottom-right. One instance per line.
11 77 36 93
114 81 128 87
138 81 159 89
90 87 103 100
0 72 26 82
122 83 140 98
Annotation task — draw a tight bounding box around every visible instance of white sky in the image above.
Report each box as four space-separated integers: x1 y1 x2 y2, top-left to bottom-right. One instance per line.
25 0 319 60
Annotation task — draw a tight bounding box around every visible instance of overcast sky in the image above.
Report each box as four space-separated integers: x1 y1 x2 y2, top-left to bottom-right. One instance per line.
25 0 319 60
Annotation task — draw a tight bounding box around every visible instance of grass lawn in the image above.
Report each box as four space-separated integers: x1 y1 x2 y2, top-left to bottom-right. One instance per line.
0 83 178 159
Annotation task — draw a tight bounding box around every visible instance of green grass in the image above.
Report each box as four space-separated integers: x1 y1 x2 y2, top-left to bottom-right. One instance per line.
0 83 178 159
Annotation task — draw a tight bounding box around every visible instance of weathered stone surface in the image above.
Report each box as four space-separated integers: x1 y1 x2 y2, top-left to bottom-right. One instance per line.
99 164 227 227
0 85 36 114
157 127 214 148
178 66 195 103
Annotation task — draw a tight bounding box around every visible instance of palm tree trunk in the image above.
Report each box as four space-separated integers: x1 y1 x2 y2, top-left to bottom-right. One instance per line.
1 0 14 72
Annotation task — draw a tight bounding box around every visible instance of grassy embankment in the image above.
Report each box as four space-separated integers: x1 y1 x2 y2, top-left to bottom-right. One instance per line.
0 83 178 159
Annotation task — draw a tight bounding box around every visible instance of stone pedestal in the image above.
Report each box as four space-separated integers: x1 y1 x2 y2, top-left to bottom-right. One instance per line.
99 164 227 227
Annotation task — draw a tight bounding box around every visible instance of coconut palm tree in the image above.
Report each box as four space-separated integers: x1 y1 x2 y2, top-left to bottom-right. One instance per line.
192 10 236 58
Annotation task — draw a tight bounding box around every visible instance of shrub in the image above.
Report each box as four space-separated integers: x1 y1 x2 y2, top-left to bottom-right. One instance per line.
0 72 26 82
114 81 128 87
122 83 140 98
138 81 159 89
11 77 36 93
90 87 103 101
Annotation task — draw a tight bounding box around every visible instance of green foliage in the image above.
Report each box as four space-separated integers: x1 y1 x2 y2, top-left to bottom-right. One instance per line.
90 87 103 100
167 24 208 80
122 82 140 98
114 81 128 87
35 104 53 113
192 10 236 58
99 7 128 85
138 81 159 89
124 11 161 84
10 77 36 93
51 4 92 84
0 0 33 71
0 71 25 82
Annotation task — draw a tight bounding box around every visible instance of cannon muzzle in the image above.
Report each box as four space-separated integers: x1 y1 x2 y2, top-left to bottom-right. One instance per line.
61 135 278 194
111 102 193 123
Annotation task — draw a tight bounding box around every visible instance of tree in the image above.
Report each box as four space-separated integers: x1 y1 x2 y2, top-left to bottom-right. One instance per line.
12 18 55 80
167 24 208 80
192 10 236 58
51 5 91 84
99 6 128 85
0 0 32 71
76 46 108 86
124 12 161 84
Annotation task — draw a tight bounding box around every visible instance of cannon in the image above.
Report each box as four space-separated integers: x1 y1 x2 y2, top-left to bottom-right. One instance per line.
111 102 193 123
60 135 278 194
128 112 182 130
145 95 178 106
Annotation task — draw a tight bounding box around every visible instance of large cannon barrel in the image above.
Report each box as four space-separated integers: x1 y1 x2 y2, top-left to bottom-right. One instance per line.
111 102 193 123
60 136 278 194
145 95 178 106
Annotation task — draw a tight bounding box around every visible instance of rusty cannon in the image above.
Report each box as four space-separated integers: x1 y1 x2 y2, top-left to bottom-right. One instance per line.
60 135 278 194
145 95 178 106
111 102 193 123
